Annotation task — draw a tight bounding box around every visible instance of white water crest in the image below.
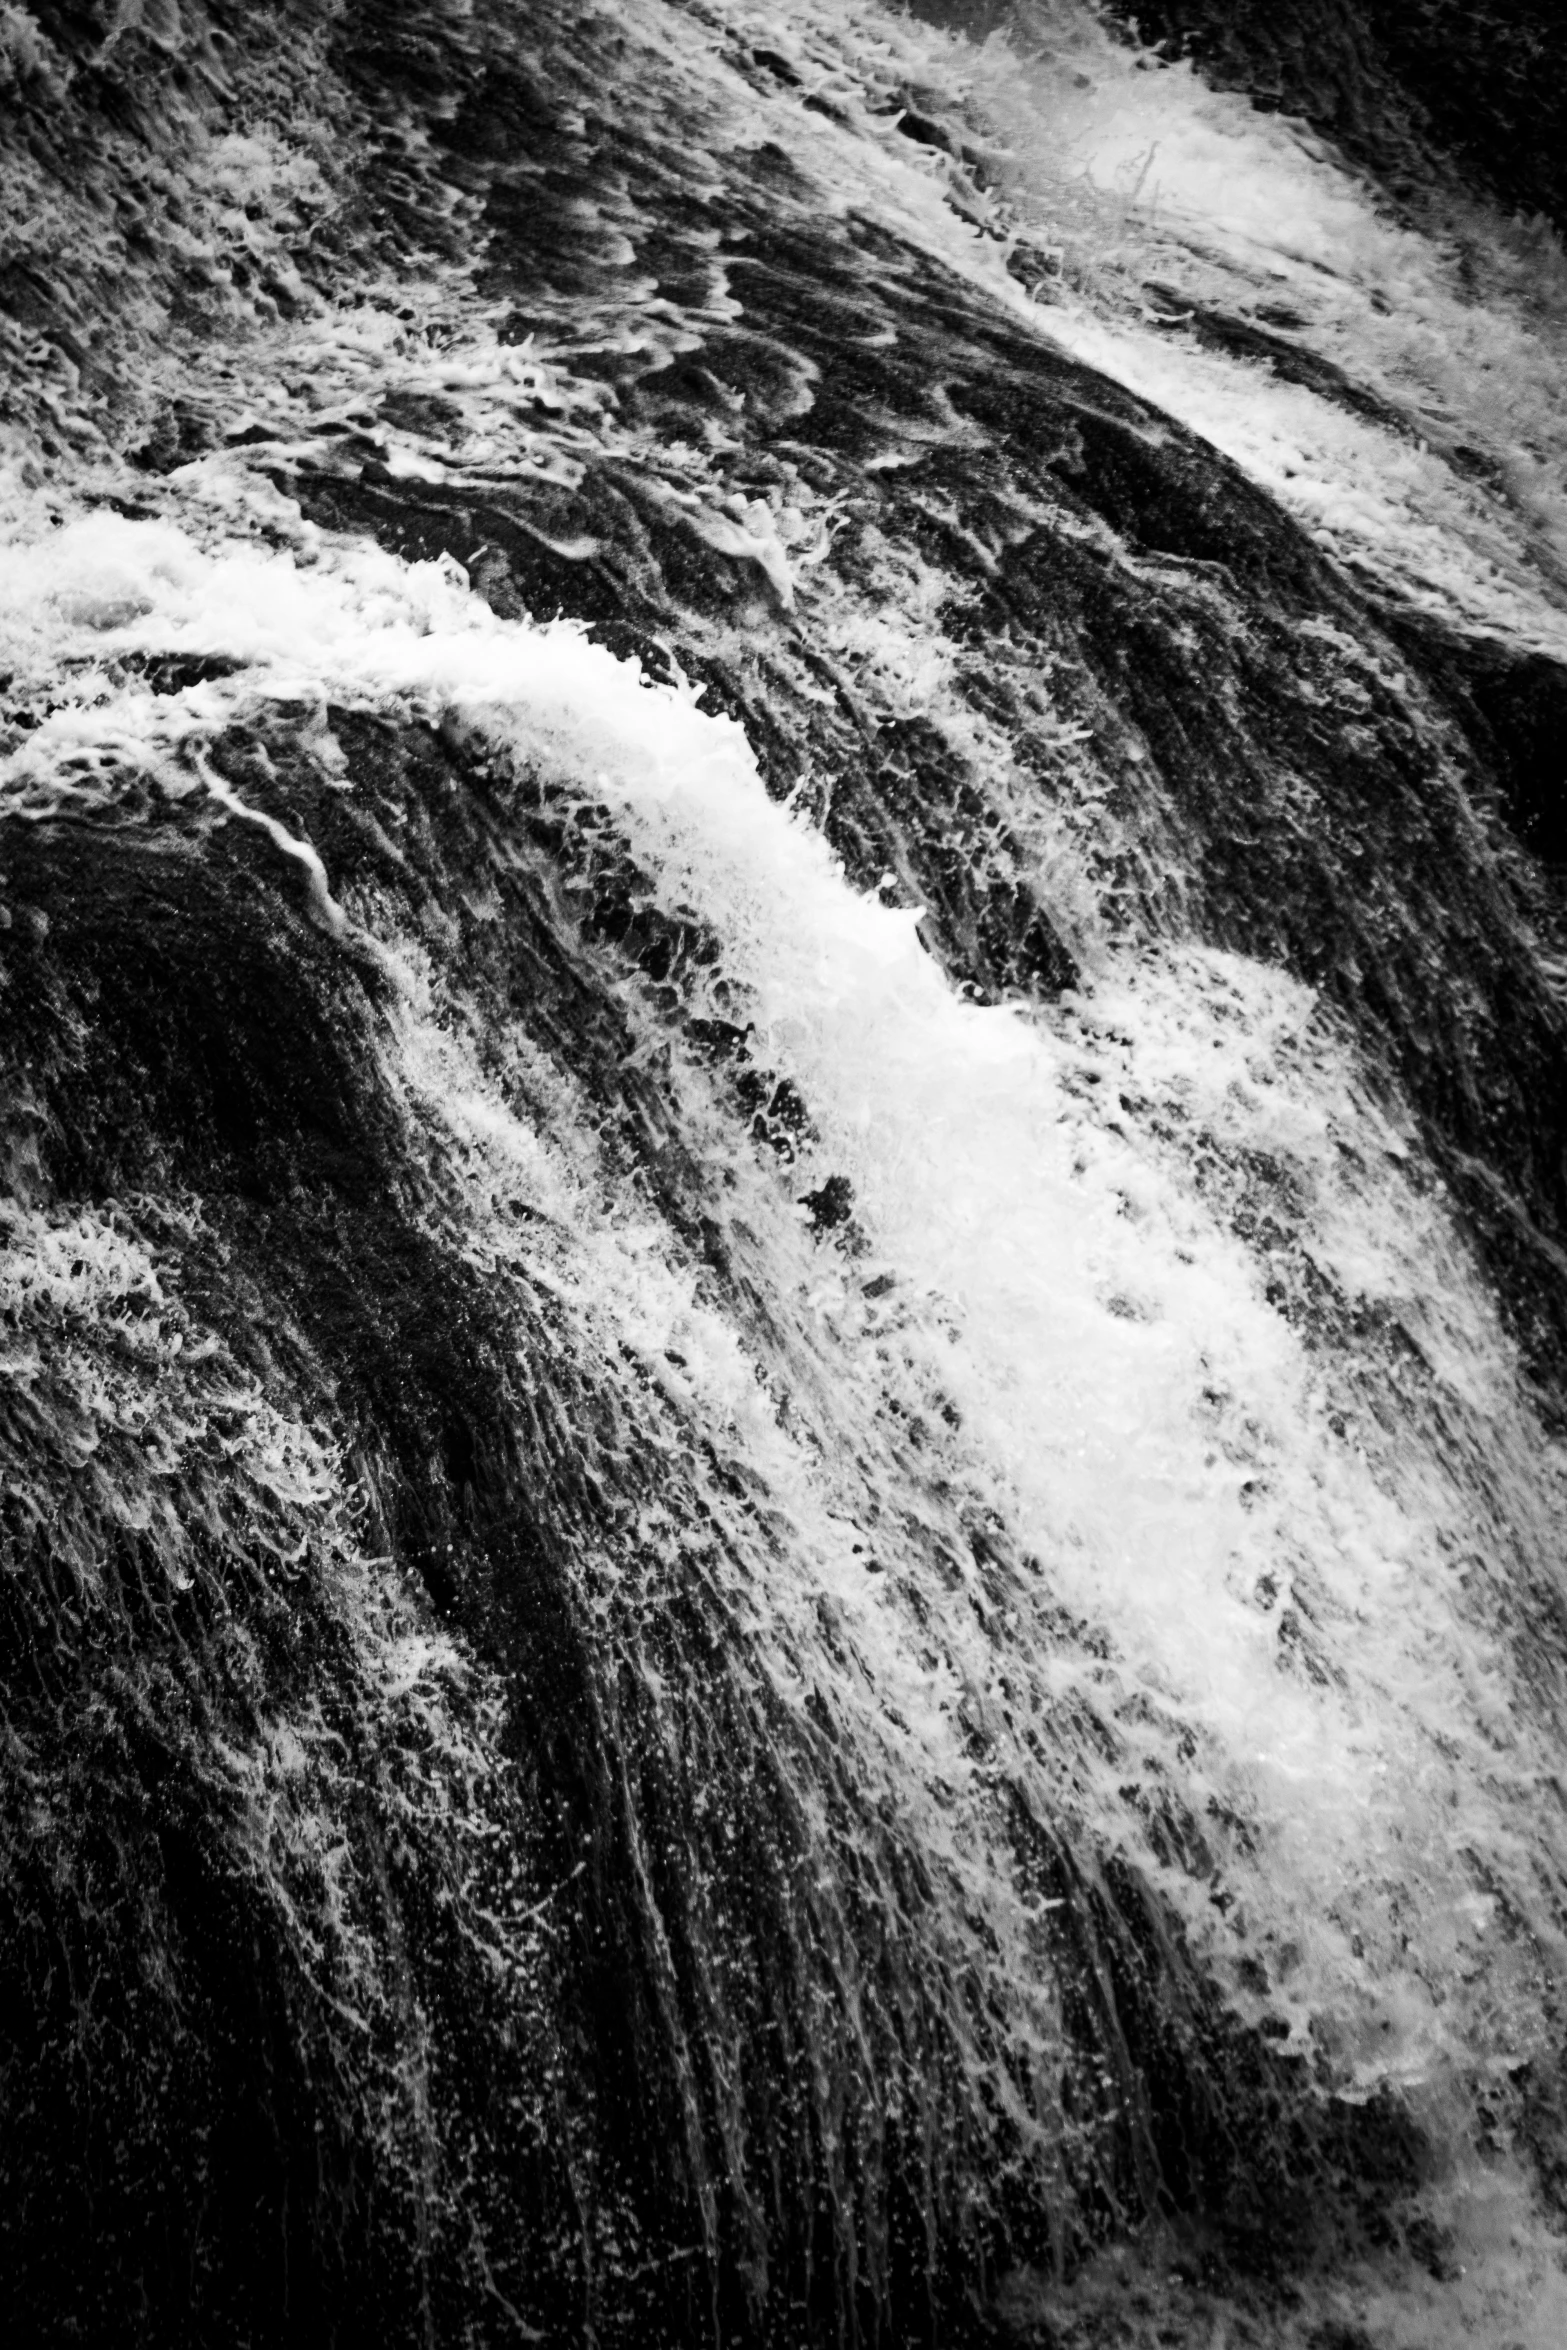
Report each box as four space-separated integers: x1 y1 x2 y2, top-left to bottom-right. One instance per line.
853 0 1567 649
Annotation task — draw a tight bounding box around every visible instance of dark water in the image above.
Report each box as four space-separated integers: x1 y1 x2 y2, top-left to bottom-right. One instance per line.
4 3 1567 2342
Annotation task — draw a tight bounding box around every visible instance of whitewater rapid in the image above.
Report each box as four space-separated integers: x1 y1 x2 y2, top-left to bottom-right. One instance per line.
6 481 1567 2333
6 1 1567 2342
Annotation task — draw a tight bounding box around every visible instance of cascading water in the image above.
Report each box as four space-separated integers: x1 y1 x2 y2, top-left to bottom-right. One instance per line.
4 2 1567 2343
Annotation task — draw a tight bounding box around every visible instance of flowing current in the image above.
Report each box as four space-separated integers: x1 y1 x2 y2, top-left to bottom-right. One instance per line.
4 2 1567 2343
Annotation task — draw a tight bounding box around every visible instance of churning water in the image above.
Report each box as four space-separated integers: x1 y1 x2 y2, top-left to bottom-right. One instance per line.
5 2 1567 2342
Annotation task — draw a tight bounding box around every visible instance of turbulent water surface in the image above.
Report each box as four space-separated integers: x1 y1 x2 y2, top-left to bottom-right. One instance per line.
4 2 1567 2343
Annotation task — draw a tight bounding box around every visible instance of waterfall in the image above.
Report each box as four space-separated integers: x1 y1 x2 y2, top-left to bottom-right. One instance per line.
4 2 1567 2342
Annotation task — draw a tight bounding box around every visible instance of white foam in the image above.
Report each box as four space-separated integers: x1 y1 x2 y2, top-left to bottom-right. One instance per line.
892 0 1567 649
8 0 1567 2318
10 513 1565 2103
